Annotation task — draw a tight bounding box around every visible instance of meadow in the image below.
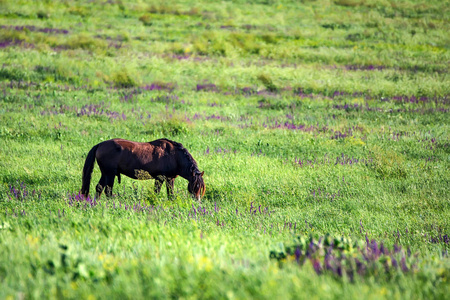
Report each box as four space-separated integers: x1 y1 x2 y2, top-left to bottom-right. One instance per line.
0 0 449 298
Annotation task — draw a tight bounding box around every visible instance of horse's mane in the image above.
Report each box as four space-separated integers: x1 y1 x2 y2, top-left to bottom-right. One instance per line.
157 138 200 173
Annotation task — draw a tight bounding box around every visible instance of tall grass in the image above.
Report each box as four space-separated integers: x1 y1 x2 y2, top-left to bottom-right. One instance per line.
0 0 449 298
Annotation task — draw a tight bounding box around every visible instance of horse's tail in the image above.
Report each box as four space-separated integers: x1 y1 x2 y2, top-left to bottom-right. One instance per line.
81 144 99 197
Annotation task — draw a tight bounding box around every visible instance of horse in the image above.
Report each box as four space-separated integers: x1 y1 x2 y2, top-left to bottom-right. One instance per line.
81 138 205 201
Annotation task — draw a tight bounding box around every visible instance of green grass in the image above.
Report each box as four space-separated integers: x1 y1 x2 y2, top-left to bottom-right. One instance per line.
0 0 449 299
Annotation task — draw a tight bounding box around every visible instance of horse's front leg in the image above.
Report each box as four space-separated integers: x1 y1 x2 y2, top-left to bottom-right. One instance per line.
154 176 164 194
165 177 175 200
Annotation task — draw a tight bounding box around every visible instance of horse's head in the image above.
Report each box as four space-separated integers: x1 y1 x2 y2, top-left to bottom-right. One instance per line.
188 171 205 201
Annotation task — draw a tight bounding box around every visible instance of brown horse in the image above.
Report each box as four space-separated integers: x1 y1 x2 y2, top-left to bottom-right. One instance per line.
81 138 205 201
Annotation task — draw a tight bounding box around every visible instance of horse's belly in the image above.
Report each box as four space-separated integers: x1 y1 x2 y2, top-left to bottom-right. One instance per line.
117 148 177 179
119 168 153 180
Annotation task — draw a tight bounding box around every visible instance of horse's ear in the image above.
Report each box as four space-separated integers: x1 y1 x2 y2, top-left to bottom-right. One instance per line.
200 171 204 177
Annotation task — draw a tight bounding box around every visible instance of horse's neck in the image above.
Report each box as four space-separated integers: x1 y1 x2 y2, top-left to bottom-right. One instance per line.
180 163 198 181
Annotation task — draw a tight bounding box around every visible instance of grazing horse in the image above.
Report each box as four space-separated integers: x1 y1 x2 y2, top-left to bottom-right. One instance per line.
81 138 205 201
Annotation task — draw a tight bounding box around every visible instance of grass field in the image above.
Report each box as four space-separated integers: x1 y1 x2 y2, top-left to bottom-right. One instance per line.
0 0 449 298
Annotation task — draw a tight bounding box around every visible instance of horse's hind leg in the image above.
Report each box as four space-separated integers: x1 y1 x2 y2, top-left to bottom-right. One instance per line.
95 176 107 198
96 174 115 198
104 175 115 197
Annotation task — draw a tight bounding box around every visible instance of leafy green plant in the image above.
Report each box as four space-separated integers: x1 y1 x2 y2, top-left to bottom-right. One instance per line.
139 14 152 26
257 73 278 92
111 70 138 88
0 0 449 298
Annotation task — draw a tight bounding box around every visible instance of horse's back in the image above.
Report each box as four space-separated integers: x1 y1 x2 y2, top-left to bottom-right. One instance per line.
148 138 181 150
96 138 183 156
